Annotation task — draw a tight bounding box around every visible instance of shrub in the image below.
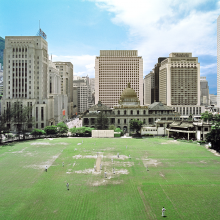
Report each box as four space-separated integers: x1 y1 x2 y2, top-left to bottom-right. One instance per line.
44 126 57 137
31 129 46 137
70 127 94 137
114 133 121 137
57 122 69 136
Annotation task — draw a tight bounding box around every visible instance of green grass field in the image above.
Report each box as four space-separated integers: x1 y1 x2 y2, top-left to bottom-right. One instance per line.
0 137 220 220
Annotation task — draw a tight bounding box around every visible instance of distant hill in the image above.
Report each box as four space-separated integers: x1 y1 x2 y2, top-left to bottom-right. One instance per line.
0 37 5 67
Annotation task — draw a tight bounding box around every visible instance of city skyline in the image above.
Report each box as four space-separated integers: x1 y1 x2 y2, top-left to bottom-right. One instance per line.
1 0 219 94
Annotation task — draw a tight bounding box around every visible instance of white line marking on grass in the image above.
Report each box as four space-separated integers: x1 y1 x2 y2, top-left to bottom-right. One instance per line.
177 171 185 180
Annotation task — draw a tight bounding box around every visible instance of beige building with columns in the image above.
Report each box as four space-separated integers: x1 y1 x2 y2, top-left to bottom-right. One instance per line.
1 35 70 131
95 50 143 108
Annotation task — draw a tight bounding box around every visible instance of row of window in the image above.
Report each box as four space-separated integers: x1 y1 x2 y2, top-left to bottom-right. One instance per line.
116 110 146 115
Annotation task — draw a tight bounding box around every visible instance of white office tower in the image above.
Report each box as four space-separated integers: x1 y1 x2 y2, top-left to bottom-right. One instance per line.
159 53 204 115
217 15 220 107
1 35 69 130
95 50 143 108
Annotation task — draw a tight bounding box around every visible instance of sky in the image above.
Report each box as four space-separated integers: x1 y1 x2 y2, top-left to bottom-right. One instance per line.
1 0 220 94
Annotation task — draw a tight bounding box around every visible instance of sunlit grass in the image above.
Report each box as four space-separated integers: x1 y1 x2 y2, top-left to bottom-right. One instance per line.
0 137 220 219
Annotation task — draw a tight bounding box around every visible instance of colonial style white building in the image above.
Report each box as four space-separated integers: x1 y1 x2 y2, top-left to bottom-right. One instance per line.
83 83 180 133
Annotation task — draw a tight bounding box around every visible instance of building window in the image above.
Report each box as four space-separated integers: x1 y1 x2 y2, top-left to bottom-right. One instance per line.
41 107 44 121
130 110 133 115
118 110 120 115
143 110 146 115
36 107 38 121
36 123 38 128
118 119 120 123
124 119 126 124
137 110 139 115
41 123 44 128
124 110 126 115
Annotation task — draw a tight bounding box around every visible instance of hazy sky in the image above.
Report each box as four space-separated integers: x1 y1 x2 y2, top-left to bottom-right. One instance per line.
1 0 219 94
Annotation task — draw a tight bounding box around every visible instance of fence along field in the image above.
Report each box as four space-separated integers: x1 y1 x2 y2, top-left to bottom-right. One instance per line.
0 137 220 219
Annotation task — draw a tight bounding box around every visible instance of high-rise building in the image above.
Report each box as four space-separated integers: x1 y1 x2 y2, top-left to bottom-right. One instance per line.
159 53 200 106
54 62 73 117
95 50 143 108
144 71 153 105
210 94 217 105
144 57 167 105
73 76 93 113
159 52 204 115
1 35 71 130
200 76 209 106
217 15 220 107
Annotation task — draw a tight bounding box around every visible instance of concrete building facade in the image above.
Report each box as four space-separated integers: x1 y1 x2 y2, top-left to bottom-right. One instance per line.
1 36 71 131
73 76 94 114
54 62 73 118
210 94 217 105
95 50 143 108
144 57 167 105
159 52 203 115
144 71 152 105
200 76 209 106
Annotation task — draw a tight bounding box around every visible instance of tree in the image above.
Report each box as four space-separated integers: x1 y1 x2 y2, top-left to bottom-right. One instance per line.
57 122 69 136
95 111 109 130
129 119 143 134
188 114 193 121
31 129 46 138
11 102 34 140
201 111 213 122
76 127 86 135
206 122 220 151
114 127 123 136
69 126 94 137
213 114 220 123
0 111 11 143
44 126 57 137
69 127 77 136
84 127 94 135
115 127 122 132
109 124 116 130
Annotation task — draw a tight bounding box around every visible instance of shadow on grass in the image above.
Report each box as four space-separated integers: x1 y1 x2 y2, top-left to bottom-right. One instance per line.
0 142 15 148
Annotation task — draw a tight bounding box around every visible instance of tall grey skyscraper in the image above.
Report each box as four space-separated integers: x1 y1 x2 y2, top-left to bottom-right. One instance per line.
217 15 220 107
